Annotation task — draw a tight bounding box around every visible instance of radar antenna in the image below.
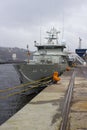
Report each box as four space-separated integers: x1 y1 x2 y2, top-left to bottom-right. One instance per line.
45 27 60 44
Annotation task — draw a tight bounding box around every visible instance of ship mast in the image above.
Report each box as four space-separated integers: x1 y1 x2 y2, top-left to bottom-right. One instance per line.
27 44 30 63
79 37 82 49
46 27 60 44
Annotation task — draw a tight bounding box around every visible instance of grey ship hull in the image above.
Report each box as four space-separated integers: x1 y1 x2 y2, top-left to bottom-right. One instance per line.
14 63 67 83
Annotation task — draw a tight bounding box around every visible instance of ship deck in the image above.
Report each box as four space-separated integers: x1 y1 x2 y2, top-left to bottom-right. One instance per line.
0 66 87 130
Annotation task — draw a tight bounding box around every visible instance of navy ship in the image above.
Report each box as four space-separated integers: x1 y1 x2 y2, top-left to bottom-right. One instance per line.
14 28 69 83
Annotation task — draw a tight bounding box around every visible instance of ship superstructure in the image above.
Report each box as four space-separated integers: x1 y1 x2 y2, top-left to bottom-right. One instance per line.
14 28 68 83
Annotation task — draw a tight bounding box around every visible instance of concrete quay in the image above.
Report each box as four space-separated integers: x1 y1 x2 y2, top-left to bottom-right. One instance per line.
0 70 71 130
0 66 87 130
69 67 87 130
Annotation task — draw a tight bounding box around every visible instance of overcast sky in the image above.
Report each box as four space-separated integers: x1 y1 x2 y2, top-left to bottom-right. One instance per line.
0 0 87 51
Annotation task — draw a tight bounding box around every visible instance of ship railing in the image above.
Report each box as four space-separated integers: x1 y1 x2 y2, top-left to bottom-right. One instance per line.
68 53 86 65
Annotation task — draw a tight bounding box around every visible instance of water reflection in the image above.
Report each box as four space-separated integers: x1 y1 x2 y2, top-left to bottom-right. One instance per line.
0 64 43 125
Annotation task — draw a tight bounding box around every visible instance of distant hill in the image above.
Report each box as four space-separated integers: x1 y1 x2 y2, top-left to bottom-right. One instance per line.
0 47 33 62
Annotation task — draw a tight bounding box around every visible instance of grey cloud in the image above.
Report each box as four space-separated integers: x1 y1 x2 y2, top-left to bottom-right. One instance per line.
0 0 87 50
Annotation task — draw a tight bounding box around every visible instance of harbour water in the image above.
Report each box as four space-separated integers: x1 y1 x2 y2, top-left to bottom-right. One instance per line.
0 64 38 125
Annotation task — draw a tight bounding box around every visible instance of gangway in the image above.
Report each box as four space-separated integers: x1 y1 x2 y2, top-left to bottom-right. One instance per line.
68 53 86 65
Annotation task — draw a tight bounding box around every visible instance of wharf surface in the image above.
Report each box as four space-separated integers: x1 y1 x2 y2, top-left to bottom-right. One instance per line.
0 66 87 130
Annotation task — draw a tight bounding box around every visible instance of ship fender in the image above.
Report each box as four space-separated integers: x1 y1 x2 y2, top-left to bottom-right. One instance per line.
53 72 61 83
